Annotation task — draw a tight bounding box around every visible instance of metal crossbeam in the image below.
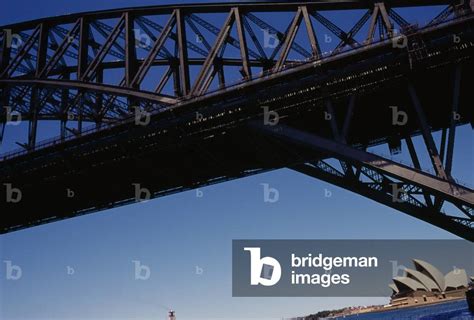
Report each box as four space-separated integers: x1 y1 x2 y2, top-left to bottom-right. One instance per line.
292 161 473 241
189 14 261 60
0 1 473 239
253 123 473 207
246 12 311 58
253 123 473 240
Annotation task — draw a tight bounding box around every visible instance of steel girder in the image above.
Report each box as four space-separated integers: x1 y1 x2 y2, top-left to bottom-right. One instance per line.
248 53 474 240
0 0 470 135
253 122 473 241
0 1 473 239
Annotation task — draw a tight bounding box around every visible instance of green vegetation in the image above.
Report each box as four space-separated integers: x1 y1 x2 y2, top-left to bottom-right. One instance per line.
304 308 346 319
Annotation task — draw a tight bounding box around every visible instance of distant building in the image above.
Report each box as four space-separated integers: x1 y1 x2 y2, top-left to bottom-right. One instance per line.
389 259 470 307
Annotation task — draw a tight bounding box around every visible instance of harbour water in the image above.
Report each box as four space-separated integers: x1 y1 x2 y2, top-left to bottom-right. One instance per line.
332 300 474 320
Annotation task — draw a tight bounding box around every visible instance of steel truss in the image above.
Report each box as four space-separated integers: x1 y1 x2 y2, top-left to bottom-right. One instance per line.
250 61 473 240
1 0 471 145
255 122 473 241
0 1 473 239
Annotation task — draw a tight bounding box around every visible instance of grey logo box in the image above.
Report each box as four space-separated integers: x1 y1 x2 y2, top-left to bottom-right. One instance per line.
232 240 474 297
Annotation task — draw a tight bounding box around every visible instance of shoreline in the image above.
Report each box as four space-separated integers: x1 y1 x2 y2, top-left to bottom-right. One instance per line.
379 296 465 313
329 296 467 319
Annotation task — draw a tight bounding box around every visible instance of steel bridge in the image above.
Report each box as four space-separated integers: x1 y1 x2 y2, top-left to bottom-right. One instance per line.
0 1 473 240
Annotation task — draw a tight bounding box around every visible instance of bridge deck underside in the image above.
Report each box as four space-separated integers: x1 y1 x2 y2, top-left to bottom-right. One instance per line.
0 12 473 235
1 51 472 233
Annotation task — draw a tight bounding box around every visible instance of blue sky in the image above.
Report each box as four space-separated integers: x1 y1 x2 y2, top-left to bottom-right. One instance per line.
1 1 473 319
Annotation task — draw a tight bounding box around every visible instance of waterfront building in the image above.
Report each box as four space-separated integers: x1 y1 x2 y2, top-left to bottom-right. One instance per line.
389 259 470 307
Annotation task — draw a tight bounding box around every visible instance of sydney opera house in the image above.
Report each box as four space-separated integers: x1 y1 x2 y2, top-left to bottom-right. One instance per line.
388 259 471 307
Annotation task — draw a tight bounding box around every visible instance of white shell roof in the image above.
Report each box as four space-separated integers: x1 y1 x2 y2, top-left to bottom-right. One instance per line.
393 276 426 292
389 283 399 293
413 259 446 291
405 268 441 292
445 269 468 290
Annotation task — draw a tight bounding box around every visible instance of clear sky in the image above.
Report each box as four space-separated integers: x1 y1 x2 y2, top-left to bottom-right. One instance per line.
1 1 473 320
